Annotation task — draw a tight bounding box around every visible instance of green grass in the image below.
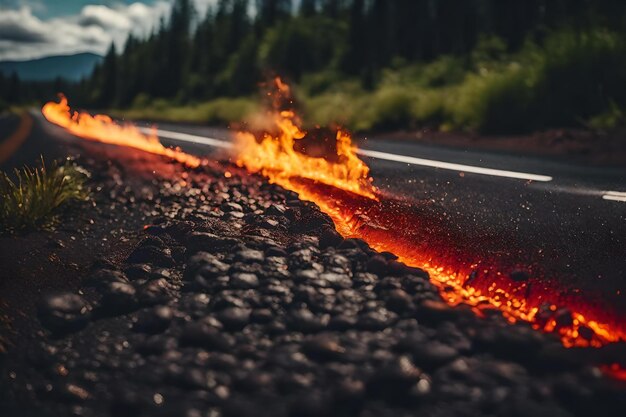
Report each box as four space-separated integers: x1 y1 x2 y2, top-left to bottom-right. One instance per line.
112 96 260 126
0 158 89 234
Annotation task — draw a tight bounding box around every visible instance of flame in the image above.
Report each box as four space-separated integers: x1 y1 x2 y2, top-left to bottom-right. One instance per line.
236 78 376 199
42 95 200 168
235 78 626 349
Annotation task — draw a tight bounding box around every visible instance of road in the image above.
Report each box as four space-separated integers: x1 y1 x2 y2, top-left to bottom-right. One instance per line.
3 112 626 307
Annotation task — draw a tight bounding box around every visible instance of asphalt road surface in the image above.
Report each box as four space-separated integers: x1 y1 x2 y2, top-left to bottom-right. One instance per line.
3 112 626 306
139 120 626 295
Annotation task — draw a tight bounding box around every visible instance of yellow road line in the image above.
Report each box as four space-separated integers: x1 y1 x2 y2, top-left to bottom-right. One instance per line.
0 111 33 165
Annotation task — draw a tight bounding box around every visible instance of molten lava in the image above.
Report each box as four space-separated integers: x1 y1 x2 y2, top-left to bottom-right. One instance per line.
42 95 200 168
235 78 626 349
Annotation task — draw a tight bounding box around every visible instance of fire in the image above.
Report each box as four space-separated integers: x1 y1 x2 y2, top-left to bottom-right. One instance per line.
235 78 626 349
235 78 376 199
42 95 200 168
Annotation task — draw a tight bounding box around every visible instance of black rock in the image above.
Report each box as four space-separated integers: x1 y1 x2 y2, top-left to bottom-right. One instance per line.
186 232 240 254
136 278 171 306
165 365 217 390
184 252 229 281
38 293 91 334
124 264 152 280
319 227 344 249
338 238 370 251
367 356 423 400
250 308 274 324
266 204 287 216
417 299 464 324
127 245 175 267
302 335 346 362
133 306 173 334
230 272 259 289
289 391 331 417
356 308 396 331
235 249 265 263
226 211 245 220
98 282 138 315
85 269 129 289
287 308 329 333
266 246 288 257
384 289 414 313
409 341 459 370
135 335 177 356
222 202 244 212
379 251 399 261
294 269 319 283
258 218 281 229
328 314 357 331
366 255 389 276
319 272 351 289
215 307 251 331
179 321 233 351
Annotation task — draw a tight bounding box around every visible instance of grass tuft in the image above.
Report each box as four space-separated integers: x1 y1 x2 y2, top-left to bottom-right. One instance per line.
0 157 89 234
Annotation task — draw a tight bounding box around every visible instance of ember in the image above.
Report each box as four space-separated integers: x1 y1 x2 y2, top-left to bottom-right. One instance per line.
42 95 200 168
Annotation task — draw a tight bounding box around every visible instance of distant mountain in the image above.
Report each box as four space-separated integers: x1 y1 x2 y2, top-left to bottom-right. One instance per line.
0 53 102 81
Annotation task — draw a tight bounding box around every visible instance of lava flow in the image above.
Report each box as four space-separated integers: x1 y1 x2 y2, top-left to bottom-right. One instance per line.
236 78 626 348
42 95 200 168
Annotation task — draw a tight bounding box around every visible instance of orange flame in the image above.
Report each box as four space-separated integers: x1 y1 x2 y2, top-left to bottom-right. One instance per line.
236 78 626 349
42 95 200 168
235 78 376 199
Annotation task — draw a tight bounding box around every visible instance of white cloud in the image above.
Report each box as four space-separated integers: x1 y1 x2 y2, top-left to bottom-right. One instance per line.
0 2 172 61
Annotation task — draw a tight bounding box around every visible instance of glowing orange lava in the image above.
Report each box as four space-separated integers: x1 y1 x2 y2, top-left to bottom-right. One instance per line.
236 79 626 349
42 95 200 168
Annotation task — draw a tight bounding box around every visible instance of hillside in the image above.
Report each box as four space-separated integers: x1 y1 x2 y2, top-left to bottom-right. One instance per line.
0 53 101 81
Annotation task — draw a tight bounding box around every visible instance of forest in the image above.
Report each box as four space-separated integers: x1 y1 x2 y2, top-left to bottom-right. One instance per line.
3 0 626 133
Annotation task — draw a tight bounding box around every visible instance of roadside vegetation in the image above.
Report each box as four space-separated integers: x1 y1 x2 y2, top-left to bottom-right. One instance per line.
299 29 626 133
113 29 626 134
5 0 626 135
0 158 89 234
111 96 259 126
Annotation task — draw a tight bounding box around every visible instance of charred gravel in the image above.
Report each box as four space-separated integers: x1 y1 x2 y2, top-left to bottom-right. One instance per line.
1 153 625 417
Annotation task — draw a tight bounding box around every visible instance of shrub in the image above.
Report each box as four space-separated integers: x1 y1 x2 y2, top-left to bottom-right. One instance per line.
366 86 416 130
531 29 626 127
1 158 89 233
450 65 535 133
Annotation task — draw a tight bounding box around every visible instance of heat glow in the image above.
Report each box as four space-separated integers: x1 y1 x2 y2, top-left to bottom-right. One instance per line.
236 79 376 200
236 79 626 349
42 95 200 168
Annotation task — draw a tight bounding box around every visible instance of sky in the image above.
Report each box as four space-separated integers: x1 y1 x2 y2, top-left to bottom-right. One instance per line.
0 1 218 61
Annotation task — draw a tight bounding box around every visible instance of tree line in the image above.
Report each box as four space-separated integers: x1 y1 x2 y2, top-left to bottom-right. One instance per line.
3 0 626 109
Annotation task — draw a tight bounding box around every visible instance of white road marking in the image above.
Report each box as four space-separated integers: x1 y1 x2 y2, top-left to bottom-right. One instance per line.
357 149 553 182
603 191 626 202
139 127 234 149
149 127 554 183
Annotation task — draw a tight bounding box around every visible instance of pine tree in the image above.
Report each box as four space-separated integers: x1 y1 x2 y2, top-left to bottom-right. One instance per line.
257 0 292 27
300 0 317 16
99 43 118 106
